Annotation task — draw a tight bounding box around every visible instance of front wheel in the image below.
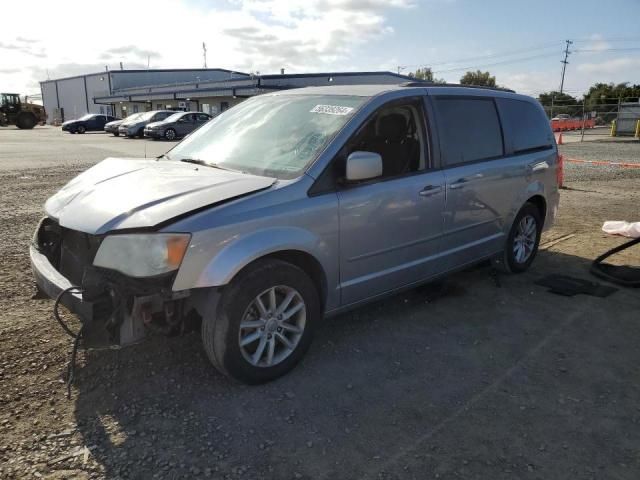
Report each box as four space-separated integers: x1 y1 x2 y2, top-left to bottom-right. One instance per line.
16 112 37 129
164 128 177 141
113 131 119 137
202 259 320 384
492 203 542 273
77 125 86 134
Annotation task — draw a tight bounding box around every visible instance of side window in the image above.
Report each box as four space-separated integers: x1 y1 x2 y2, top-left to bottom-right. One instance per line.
434 97 503 167
197 113 210 122
341 99 428 179
498 98 552 153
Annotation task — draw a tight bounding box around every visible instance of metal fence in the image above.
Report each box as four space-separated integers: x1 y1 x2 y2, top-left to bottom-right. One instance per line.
540 101 640 139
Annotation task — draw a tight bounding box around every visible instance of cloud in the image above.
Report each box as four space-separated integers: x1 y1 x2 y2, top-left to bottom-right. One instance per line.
0 41 46 58
577 57 640 74
1 0 410 92
0 68 21 74
100 45 162 60
16 36 40 43
580 33 610 53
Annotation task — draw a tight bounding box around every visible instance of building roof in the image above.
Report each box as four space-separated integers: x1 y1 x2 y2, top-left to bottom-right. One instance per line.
40 68 249 84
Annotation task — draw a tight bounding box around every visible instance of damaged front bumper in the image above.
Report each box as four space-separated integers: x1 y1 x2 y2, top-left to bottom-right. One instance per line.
30 218 192 347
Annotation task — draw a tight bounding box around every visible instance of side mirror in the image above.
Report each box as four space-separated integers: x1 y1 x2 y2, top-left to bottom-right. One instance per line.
346 151 383 182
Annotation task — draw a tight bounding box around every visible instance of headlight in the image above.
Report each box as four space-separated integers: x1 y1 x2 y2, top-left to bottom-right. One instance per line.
93 233 190 277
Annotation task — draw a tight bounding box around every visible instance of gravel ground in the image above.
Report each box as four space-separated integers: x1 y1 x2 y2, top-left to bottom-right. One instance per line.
560 138 640 183
1 128 639 480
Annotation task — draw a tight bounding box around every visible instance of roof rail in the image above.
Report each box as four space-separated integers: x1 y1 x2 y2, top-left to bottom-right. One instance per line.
399 81 515 93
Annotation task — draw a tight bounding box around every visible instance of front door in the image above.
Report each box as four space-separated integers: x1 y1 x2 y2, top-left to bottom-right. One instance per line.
336 98 446 305
177 113 195 136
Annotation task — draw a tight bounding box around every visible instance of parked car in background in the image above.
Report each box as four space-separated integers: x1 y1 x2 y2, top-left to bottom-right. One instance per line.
61 114 118 134
118 110 176 138
144 111 212 140
31 84 560 384
105 113 141 136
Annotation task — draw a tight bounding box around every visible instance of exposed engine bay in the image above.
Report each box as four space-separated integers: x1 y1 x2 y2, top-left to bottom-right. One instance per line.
34 217 206 348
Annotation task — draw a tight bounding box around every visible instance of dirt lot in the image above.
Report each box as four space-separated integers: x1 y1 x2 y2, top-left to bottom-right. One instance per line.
1 127 639 480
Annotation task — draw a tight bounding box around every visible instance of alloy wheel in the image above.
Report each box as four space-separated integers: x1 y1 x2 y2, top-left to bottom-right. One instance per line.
513 214 537 264
238 285 306 368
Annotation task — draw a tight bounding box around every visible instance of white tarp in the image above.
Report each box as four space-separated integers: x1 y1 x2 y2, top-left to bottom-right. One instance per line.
602 221 640 239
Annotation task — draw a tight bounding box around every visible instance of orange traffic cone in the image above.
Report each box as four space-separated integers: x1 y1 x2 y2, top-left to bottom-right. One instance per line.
556 132 563 145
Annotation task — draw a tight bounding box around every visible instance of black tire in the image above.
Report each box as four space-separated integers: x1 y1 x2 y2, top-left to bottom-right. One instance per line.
16 112 37 129
113 131 119 137
164 128 177 141
77 125 86 134
492 202 542 273
137 128 144 138
202 259 320 384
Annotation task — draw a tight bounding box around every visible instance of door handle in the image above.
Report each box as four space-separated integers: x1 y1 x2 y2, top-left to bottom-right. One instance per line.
419 185 442 197
527 161 549 172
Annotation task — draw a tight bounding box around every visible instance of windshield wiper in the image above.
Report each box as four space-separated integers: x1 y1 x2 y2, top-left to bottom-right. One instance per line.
179 157 208 166
179 158 236 172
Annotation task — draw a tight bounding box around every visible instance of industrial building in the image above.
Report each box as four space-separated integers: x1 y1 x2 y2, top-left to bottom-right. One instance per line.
40 68 411 124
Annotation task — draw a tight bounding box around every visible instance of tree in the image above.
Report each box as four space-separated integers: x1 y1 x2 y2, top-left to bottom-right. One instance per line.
537 91 581 118
408 67 445 84
583 82 640 108
460 70 496 87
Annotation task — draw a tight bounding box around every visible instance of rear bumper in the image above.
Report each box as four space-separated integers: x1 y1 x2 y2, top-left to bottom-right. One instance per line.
30 245 95 321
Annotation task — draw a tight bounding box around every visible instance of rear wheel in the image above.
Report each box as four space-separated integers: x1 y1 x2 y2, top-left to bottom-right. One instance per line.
202 259 320 384
164 128 177 141
16 112 37 129
492 203 542 273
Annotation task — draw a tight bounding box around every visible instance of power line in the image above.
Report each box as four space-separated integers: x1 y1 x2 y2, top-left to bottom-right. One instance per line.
398 40 563 71
574 47 640 53
431 51 559 74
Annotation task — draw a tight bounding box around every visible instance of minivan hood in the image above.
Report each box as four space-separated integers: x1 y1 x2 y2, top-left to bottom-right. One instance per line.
45 157 275 234
146 121 165 128
105 120 122 127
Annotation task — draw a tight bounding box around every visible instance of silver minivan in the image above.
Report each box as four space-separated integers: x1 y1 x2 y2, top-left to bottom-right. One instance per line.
31 84 560 384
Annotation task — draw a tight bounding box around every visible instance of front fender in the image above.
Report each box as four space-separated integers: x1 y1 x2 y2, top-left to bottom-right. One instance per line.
172 227 325 291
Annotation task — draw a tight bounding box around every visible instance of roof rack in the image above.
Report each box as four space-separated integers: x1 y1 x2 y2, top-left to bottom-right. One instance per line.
399 81 515 93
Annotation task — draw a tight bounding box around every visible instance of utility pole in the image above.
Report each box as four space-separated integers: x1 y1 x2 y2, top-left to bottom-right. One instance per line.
202 42 207 69
559 39 573 94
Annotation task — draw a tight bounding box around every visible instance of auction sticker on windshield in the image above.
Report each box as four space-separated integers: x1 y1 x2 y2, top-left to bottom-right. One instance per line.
310 105 354 115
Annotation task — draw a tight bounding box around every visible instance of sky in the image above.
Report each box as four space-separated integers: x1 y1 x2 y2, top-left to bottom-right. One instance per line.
1 0 639 99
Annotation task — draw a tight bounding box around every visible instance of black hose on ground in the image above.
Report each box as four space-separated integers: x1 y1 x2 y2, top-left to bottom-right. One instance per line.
53 286 85 398
590 237 640 288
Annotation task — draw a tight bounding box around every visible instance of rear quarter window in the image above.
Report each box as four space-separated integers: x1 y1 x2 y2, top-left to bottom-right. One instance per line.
433 97 504 167
497 98 552 153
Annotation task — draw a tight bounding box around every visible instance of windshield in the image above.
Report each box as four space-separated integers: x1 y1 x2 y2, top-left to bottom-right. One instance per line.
137 111 156 121
125 113 142 122
79 114 95 120
164 112 185 123
168 94 366 179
